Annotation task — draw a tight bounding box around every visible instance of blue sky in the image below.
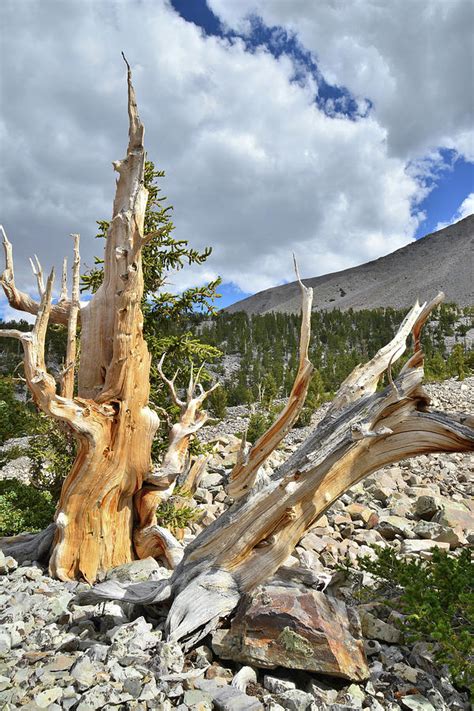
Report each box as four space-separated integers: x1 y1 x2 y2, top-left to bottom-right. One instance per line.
0 0 473 315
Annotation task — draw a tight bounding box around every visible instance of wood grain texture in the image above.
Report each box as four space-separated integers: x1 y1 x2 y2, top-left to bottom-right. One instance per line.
83 294 474 646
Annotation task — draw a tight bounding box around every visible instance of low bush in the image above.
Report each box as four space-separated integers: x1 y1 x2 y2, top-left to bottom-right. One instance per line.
352 546 473 693
155 489 199 535
0 377 39 444
27 418 76 501
0 479 56 536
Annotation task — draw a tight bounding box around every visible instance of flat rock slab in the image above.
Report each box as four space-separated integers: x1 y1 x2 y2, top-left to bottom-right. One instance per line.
212 584 369 681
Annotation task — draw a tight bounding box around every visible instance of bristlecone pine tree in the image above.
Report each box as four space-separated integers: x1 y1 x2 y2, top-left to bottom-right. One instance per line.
1 62 473 648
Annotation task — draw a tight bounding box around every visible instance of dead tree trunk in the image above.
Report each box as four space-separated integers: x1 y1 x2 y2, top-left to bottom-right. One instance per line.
1 61 157 582
0 59 219 582
81 294 474 648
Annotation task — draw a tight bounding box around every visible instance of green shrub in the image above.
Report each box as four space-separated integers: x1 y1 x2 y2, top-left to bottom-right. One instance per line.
208 385 227 419
247 411 271 443
0 479 56 536
0 377 40 444
155 493 199 534
354 546 473 693
447 343 467 381
27 417 76 501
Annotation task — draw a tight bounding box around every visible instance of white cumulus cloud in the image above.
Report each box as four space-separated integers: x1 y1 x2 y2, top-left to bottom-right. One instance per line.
209 0 474 161
436 193 474 231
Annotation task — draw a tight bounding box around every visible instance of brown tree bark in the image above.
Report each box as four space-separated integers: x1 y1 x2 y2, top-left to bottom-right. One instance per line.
0 59 218 583
0 58 158 583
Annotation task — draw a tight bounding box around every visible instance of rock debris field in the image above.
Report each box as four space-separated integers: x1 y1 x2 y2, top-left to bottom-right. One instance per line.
0 377 473 710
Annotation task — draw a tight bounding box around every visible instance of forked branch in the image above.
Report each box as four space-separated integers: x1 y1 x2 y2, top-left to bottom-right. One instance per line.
328 292 444 415
0 266 109 438
147 355 219 489
29 254 44 297
0 224 72 325
134 358 219 565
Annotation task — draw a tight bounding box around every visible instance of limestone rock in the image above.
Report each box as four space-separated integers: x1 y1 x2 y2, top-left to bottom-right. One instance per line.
34 687 63 708
275 689 314 710
415 495 442 520
359 611 401 644
376 515 414 540
400 539 450 556
401 694 436 710
70 656 98 687
433 502 473 533
105 556 162 582
211 583 369 681
412 520 463 547
263 676 296 694
194 679 263 710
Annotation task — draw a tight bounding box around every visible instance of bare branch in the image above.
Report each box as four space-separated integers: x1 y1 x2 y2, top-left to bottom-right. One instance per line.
61 234 81 399
0 224 72 325
33 267 55 374
328 298 428 415
158 354 184 408
0 328 25 340
0 264 106 443
29 254 44 297
147 359 219 489
402 291 445 372
58 257 68 303
228 257 314 499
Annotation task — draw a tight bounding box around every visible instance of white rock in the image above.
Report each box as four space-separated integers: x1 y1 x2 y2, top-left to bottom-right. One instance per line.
401 539 450 555
401 694 436 711
34 687 63 708
360 611 401 644
0 631 11 657
263 675 296 694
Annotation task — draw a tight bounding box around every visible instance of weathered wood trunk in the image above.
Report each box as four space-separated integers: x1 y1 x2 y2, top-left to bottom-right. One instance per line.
1 60 158 582
49 398 157 582
80 297 474 648
49 60 162 582
0 60 220 582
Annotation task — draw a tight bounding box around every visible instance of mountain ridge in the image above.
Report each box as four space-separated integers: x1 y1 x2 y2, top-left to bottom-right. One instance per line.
225 215 474 314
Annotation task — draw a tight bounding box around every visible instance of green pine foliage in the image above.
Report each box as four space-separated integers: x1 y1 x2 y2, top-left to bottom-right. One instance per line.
246 403 283 443
1 302 471 447
447 343 467 380
81 160 223 453
0 479 56 536
354 546 474 693
208 385 228 419
155 488 199 534
246 411 272 443
27 417 76 502
0 377 39 444
197 303 473 407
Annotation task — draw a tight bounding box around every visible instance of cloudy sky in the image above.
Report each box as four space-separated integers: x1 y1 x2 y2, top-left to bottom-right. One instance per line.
0 0 473 318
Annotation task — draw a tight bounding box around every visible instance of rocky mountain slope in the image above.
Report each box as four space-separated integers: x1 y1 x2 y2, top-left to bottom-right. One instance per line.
225 215 474 315
0 377 472 709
